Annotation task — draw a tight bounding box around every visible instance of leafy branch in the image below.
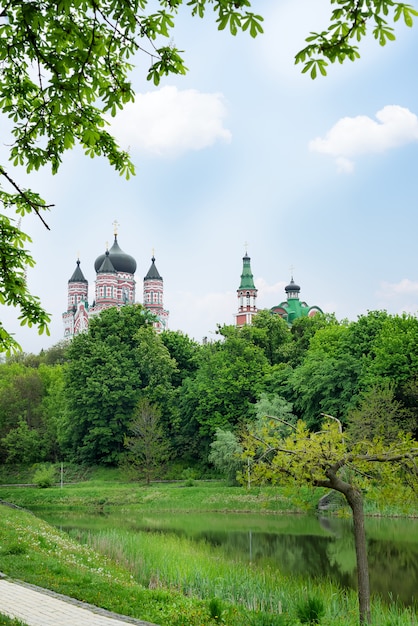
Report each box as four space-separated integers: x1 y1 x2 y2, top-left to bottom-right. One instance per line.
295 0 418 77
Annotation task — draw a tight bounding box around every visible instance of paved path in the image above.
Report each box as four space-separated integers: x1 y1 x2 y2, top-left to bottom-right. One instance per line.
0 578 158 626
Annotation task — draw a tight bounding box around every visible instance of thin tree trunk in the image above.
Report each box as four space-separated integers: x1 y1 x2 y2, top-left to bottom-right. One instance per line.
345 485 371 625
325 472 371 624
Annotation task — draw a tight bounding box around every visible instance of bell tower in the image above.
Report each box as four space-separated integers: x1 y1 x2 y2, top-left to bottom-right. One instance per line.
143 253 169 332
235 248 258 327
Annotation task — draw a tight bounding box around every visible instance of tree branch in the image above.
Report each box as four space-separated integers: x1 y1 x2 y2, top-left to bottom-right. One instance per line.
0 167 52 229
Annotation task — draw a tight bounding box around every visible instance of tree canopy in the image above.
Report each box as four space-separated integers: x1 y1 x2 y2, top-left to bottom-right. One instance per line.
1 308 418 469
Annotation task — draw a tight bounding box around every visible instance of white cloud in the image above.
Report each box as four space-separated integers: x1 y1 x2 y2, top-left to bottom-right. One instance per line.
336 157 355 174
168 289 236 338
378 278 418 298
109 86 232 158
256 277 286 305
309 105 418 172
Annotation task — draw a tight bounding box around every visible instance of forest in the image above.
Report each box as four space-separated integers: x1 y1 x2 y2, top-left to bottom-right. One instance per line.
1 304 417 476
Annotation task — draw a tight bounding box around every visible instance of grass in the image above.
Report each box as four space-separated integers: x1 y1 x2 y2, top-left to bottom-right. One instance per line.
0 476 417 625
0 616 28 626
0 481 323 515
1 475 417 518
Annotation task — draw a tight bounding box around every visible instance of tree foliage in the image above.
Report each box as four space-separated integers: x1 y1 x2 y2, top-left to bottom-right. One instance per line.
124 398 171 484
62 305 159 464
346 382 414 444
2 307 418 473
208 428 243 484
296 0 418 78
179 335 269 440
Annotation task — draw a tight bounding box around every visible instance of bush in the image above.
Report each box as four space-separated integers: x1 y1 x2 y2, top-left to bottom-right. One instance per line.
181 467 197 486
33 465 56 488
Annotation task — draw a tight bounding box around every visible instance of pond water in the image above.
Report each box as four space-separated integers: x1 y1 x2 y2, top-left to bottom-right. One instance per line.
35 508 418 608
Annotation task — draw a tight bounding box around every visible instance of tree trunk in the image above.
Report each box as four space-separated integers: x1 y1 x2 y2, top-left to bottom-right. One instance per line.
345 485 371 624
326 472 371 624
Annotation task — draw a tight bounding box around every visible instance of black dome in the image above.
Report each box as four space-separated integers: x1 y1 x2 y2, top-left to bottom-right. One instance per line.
94 235 137 274
285 277 300 293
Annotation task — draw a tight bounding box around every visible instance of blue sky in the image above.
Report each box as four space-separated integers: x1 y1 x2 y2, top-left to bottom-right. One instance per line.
3 0 418 353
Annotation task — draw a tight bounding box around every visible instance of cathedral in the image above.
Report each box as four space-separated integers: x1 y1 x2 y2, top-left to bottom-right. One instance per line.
62 226 169 339
63 238 321 341
235 251 323 327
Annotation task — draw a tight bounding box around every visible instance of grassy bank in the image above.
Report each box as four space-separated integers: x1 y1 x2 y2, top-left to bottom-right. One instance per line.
1 475 417 518
1 502 416 626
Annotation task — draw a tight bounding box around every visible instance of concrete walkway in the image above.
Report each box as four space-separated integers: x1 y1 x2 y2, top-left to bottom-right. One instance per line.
0 578 158 626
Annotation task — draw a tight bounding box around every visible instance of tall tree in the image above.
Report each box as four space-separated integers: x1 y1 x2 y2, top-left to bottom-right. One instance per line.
178 335 270 459
62 305 159 464
232 310 292 366
160 330 200 386
287 322 361 428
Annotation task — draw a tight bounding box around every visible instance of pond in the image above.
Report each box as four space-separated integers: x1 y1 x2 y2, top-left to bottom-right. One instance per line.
34 508 418 608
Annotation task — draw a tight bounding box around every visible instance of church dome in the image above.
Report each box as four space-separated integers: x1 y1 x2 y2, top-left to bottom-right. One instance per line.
285 277 300 293
94 235 137 274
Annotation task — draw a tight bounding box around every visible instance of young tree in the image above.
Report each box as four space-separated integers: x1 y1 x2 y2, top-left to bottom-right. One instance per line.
208 428 243 484
240 415 418 625
124 399 171 484
1 418 45 464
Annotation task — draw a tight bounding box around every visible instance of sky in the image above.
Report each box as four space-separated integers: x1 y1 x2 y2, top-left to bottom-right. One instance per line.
3 0 418 353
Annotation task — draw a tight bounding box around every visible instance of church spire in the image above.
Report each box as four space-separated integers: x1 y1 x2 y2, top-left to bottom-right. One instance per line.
235 246 258 327
143 252 169 332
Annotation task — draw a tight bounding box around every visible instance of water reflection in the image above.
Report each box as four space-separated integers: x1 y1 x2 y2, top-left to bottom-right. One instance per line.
35 508 418 608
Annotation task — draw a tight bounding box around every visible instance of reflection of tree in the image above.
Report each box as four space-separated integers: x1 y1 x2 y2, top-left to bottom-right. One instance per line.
367 539 418 606
195 530 354 586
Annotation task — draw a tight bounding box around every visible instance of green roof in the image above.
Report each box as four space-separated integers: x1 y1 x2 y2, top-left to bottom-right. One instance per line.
239 254 256 290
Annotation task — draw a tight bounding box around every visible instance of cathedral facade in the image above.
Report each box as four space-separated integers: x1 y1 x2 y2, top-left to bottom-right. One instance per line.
63 230 168 338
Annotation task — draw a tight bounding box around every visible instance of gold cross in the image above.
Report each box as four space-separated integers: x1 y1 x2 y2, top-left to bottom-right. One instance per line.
112 219 119 235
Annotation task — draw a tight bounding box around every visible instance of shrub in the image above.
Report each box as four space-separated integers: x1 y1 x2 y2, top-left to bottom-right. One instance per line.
33 465 56 488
